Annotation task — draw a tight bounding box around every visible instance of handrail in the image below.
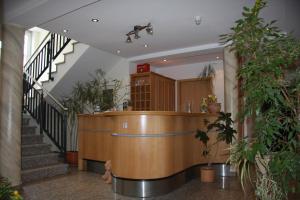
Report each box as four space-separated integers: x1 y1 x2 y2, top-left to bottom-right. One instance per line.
23 70 68 111
24 31 51 70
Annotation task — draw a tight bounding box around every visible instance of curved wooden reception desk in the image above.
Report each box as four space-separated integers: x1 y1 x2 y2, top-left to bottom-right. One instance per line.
78 111 229 197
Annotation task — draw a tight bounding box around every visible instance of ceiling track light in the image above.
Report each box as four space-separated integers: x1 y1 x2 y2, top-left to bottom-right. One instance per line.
125 23 153 43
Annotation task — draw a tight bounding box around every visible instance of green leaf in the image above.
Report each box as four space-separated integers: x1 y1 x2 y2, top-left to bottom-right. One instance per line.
195 130 209 145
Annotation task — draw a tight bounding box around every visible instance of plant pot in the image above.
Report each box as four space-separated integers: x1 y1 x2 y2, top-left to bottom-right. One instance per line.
201 166 215 183
208 103 221 114
255 154 271 175
66 151 78 166
127 106 133 111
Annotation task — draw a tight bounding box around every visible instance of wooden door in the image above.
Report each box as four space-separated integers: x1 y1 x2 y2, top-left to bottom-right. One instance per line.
177 78 212 112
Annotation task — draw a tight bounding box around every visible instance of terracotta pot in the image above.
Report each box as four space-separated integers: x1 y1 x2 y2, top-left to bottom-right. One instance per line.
201 166 215 183
208 103 221 114
127 106 133 111
66 151 78 166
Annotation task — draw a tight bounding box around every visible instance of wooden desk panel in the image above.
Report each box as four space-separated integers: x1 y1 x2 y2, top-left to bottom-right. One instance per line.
78 114 113 170
78 112 228 179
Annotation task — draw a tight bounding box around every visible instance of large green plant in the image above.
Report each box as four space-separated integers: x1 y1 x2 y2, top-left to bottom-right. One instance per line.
63 69 127 151
220 0 300 199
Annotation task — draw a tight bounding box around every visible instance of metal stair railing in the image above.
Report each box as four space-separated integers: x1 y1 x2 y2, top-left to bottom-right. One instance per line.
23 71 68 154
22 32 71 154
24 33 71 86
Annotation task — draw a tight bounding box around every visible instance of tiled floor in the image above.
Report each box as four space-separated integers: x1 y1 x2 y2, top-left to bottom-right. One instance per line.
20 170 268 200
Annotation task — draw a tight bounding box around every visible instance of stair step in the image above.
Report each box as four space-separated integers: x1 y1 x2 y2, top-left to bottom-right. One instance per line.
22 118 30 126
21 163 69 184
22 153 62 170
22 134 43 145
22 126 37 135
22 144 51 156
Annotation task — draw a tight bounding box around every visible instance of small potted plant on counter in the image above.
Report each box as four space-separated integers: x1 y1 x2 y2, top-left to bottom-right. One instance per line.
195 112 237 182
207 94 221 114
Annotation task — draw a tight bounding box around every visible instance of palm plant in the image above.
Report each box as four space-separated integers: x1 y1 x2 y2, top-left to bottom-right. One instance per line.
220 0 300 199
63 69 128 151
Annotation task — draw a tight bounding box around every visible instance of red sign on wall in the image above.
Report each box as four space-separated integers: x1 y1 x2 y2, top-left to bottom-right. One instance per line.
137 63 150 73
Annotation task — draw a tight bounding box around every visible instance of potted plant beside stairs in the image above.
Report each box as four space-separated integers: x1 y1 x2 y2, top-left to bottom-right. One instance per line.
195 112 236 182
66 114 79 166
63 69 126 166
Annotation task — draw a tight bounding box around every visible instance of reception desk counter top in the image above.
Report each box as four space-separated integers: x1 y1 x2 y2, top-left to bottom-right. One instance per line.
79 111 217 116
78 111 228 180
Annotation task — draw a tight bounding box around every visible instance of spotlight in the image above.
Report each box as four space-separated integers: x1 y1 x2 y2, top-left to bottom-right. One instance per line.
146 27 153 35
126 36 132 43
134 32 140 39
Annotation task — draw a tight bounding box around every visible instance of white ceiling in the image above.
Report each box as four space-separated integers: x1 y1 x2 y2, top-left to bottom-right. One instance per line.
4 0 300 59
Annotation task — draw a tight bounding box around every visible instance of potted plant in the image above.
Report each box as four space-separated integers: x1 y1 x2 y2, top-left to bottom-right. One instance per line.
195 112 237 182
0 177 23 200
207 94 221 114
63 69 126 166
220 0 300 199
200 97 208 113
199 64 216 78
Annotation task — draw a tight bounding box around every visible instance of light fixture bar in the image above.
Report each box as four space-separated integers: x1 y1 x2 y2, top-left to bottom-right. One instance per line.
125 23 153 43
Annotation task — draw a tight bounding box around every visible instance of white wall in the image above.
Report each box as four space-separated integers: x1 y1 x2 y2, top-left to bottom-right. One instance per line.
24 27 49 64
155 60 225 111
31 28 48 52
106 58 131 110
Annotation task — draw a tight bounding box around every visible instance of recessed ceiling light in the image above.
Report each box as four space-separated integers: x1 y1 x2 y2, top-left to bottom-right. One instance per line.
163 58 167 62
216 56 220 59
63 29 68 33
116 50 121 54
91 18 100 22
144 44 148 48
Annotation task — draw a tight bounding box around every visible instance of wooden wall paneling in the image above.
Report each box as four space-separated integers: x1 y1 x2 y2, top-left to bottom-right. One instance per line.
177 78 212 112
178 80 194 112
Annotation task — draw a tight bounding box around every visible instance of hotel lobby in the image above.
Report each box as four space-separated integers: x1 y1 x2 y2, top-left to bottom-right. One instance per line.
1 0 300 200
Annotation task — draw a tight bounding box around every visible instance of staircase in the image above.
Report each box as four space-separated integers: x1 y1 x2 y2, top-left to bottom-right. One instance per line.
21 115 68 183
22 32 72 183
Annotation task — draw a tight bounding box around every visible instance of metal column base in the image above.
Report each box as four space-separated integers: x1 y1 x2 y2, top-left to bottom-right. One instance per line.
112 164 235 198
